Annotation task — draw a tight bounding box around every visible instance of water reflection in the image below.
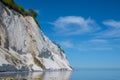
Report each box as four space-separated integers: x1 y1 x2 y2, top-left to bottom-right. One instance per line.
0 71 71 80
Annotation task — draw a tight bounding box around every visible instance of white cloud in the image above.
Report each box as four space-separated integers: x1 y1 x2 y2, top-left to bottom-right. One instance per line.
103 20 120 28
91 47 113 51
77 39 112 51
60 41 74 48
50 17 120 52
89 39 108 43
51 16 99 36
51 17 120 38
60 39 111 51
97 20 120 38
78 44 113 51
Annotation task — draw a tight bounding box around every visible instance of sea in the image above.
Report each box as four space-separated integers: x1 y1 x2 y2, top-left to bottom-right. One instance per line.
0 69 120 80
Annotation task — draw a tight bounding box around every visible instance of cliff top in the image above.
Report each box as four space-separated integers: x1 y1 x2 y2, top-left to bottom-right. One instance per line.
0 0 40 28
0 0 37 18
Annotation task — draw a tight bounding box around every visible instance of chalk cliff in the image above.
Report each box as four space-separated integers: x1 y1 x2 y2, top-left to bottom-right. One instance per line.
0 2 72 71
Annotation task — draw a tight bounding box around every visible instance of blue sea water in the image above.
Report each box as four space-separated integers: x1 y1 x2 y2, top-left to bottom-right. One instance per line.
71 69 120 80
0 69 120 80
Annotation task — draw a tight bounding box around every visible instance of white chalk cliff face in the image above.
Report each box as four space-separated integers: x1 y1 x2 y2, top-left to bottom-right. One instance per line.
0 2 72 71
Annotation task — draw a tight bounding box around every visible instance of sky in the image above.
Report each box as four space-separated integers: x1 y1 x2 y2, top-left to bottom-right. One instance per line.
14 0 120 69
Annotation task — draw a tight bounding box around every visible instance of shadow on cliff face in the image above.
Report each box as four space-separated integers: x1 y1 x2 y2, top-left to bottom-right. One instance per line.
0 71 71 80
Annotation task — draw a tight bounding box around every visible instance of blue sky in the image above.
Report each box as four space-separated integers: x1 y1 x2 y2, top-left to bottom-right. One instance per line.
15 0 120 68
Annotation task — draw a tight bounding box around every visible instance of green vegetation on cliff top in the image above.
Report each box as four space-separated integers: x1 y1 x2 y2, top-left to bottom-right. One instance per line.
0 0 40 27
0 0 28 16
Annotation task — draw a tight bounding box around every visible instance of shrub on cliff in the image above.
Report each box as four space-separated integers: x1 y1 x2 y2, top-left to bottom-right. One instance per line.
28 9 38 18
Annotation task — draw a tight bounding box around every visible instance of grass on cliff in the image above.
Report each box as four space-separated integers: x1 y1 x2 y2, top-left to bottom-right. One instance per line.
0 0 28 16
0 0 40 28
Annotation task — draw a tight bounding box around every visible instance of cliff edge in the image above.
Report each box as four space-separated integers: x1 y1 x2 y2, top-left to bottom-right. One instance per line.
0 1 72 71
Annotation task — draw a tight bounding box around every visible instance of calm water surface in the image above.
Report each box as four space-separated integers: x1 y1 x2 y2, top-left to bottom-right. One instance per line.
0 69 120 80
